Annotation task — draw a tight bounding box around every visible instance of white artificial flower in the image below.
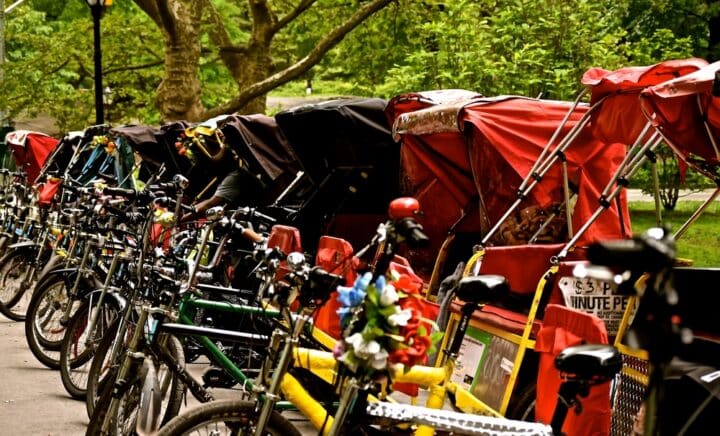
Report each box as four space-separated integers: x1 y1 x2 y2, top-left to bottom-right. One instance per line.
346 333 381 359
387 308 413 327
379 284 399 306
369 348 389 369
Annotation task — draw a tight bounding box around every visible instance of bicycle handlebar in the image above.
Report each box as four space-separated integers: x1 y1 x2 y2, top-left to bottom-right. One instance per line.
586 228 675 274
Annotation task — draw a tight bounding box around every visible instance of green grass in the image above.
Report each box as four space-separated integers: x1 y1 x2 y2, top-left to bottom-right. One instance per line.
629 201 720 267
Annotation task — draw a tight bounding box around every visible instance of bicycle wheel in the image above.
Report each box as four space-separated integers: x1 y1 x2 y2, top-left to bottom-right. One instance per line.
507 383 536 423
86 334 186 435
0 248 36 321
154 399 301 436
147 334 186 426
59 299 120 399
24 274 80 369
86 357 142 436
86 317 124 418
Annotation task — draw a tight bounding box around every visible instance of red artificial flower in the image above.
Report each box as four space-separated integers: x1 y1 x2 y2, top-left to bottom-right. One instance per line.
388 326 433 367
392 273 423 295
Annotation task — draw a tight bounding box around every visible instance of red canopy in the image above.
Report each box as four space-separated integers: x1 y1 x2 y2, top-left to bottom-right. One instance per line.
460 97 629 244
640 61 720 178
581 58 709 145
5 130 59 184
386 92 630 265
386 91 485 268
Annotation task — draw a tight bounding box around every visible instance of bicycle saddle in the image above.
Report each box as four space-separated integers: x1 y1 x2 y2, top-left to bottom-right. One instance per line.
455 275 509 305
555 344 622 382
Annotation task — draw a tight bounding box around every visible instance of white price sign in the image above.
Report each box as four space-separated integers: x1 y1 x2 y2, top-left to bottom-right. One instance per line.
557 276 631 335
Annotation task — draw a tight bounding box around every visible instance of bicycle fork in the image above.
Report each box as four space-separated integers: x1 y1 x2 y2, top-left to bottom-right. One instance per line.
253 310 312 436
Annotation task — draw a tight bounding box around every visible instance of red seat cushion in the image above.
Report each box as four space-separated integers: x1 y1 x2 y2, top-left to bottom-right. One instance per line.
534 304 611 436
313 236 357 339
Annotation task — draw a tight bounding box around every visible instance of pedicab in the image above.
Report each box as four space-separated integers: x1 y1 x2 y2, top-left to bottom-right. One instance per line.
599 60 720 436
385 58 709 435
4 130 59 185
387 91 628 425
170 114 299 205
275 97 402 253
273 97 410 342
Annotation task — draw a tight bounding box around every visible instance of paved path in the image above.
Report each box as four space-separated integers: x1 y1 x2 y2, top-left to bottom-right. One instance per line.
0 318 317 435
0 318 88 435
626 188 718 202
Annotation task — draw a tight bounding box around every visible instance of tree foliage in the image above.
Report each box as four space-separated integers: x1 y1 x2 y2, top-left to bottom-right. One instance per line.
0 0 718 130
0 0 164 130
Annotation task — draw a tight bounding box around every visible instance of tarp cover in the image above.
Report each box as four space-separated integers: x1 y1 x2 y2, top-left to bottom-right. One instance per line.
581 58 709 145
111 123 192 178
461 96 630 245
215 114 299 200
386 92 630 266
5 130 59 184
275 98 399 190
640 61 720 179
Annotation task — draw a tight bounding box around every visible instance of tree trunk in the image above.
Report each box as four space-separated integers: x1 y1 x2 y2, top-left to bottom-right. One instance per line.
134 0 204 122
157 37 204 122
233 46 272 114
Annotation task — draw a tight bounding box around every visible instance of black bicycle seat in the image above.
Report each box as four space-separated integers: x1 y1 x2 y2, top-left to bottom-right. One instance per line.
454 275 509 305
555 344 622 382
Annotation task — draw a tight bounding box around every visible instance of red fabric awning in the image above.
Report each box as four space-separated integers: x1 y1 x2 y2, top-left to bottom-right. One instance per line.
5 130 59 184
640 61 720 178
386 91 631 255
386 91 485 265
460 97 630 245
581 58 709 145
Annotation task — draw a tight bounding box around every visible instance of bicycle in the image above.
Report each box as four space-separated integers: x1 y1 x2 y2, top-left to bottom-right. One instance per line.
577 227 720 435
155 198 623 436
85 201 302 435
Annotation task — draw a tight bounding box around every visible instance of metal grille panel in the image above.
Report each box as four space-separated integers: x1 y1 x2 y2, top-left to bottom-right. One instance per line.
610 355 649 436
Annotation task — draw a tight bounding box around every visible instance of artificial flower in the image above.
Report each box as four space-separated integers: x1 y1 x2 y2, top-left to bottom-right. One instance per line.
335 271 440 377
387 308 413 327
379 283 399 306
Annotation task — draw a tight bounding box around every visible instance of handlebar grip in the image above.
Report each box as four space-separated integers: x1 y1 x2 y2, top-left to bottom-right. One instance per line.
587 237 674 273
233 207 277 224
103 186 137 199
395 217 430 248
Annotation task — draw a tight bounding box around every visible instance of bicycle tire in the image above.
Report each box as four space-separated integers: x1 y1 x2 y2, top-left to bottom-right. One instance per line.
85 357 140 436
24 274 79 369
86 333 186 434
86 317 123 418
0 248 36 321
506 383 536 423
150 334 186 425
154 399 302 436
59 299 120 399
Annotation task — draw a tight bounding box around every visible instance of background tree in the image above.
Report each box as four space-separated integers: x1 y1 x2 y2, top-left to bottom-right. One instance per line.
0 0 164 130
132 0 394 121
0 0 717 131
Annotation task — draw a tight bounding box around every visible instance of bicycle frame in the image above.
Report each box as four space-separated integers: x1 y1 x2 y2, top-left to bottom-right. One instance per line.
264 297 498 436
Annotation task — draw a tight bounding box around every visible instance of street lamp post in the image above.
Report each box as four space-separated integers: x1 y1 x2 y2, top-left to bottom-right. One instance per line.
85 0 111 125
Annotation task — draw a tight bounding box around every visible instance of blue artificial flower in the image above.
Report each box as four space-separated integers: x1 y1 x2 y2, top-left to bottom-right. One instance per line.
337 306 353 327
337 272 371 307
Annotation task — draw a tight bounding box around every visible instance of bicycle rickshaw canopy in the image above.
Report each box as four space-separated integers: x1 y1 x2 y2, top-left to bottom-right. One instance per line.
386 91 630 259
5 130 59 184
640 60 720 180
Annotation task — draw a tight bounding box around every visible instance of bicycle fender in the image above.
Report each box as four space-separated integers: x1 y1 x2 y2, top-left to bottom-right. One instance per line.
5 240 38 252
82 289 128 311
42 267 100 291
